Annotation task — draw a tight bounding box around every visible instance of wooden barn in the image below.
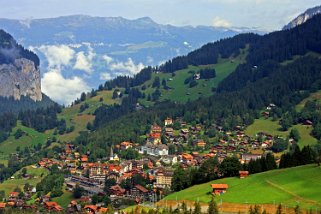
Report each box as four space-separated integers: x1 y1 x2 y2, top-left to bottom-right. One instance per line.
211 184 228 195
239 171 249 179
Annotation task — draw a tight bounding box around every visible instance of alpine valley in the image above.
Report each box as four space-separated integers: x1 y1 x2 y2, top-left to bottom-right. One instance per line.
0 5 321 214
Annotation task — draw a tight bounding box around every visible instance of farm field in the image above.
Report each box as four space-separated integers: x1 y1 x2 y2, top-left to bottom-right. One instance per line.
245 118 318 148
164 165 321 210
0 165 48 197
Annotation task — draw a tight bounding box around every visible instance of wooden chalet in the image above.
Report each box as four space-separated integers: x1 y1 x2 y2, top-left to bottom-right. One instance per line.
110 185 126 197
131 184 150 200
211 184 228 195
239 171 249 179
44 201 63 212
0 203 6 209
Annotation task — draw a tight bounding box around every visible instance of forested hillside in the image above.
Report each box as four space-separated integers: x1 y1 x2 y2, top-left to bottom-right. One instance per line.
73 15 321 158
0 29 39 67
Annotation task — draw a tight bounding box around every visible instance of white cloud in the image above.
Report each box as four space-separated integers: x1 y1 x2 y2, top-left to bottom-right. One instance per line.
73 44 96 74
74 52 92 74
41 69 90 105
102 54 114 64
38 45 75 69
109 58 144 75
212 16 232 28
100 72 112 81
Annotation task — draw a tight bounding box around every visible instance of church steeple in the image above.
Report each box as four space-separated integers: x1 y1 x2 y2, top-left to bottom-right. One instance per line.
110 146 114 161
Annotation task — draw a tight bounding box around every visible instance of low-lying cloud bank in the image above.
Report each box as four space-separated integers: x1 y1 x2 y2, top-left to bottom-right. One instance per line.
31 43 145 105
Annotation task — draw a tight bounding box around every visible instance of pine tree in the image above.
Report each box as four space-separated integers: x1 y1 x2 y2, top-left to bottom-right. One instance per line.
294 205 301 214
208 197 219 214
193 201 202 214
276 204 283 214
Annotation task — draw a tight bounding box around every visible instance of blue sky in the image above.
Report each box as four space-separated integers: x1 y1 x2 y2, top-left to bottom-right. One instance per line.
1 0 320 30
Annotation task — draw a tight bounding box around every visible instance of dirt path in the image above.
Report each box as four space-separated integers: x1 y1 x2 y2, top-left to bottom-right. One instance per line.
156 200 315 214
265 179 319 206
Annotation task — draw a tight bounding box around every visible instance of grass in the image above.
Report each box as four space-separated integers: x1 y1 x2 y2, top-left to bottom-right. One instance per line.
57 90 120 142
245 118 318 148
137 47 248 105
0 165 48 197
0 121 49 156
164 165 321 209
0 159 8 166
52 190 73 208
296 90 321 112
245 118 289 138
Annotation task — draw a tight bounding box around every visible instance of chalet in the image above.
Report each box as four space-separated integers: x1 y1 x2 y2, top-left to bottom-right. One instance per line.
120 161 133 173
84 205 98 214
132 160 144 169
140 142 169 156
154 169 174 189
120 141 133 150
211 184 228 195
0 203 6 209
81 155 88 162
131 185 150 200
239 171 249 179
67 200 82 213
161 155 178 165
151 124 162 133
44 202 63 212
148 133 162 145
164 118 173 126
110 185 126 197
303 120 313 126
181 153 193 164
196 140 206 148
180 129 189 135
165 127 174 136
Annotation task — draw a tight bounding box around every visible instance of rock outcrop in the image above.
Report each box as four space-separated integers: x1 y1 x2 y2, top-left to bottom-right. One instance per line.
0 58 42 101
283 5 321 30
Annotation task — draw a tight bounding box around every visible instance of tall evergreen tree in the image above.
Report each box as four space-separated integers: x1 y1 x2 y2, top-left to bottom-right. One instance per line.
208 197 219 214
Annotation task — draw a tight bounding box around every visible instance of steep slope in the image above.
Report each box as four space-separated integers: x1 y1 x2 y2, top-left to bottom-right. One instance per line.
163 165 321 210
84 15 321 154
0 15 260 103
0 29 42 101
283 5 321 30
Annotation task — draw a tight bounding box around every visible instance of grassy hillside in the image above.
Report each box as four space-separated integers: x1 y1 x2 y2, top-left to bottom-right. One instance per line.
137 47 248 106
245 118 318 148
57 90 121 142
0 165 48 197
296 90 321 111
0 121 49 157
164 165 321 209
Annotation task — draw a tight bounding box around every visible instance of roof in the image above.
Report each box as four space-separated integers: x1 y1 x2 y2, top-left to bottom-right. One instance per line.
84 205 98 211
211 184 228 189
0 203 6 208
239 171 249 175
134 184 149 193
9 192 19 197
44 202 59 207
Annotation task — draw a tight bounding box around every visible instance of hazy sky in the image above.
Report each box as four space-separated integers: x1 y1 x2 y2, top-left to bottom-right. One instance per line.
1 0 320 31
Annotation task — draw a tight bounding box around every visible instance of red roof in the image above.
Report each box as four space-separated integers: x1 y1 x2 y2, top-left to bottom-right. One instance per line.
211 184 228 189
9 192 19 197
135 184 149 193
84 205 98 211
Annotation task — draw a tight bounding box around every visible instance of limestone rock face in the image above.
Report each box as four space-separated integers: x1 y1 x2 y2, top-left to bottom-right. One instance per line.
0 58 42 101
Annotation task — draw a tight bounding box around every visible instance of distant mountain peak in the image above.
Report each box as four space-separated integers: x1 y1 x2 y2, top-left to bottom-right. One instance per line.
283 5 321 30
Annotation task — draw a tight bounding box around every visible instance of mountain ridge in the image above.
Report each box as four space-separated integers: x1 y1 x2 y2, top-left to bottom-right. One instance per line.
283 5 321 30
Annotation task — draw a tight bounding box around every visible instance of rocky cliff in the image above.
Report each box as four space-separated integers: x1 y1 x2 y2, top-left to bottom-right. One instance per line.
0 58 42 101
283 5 321 30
